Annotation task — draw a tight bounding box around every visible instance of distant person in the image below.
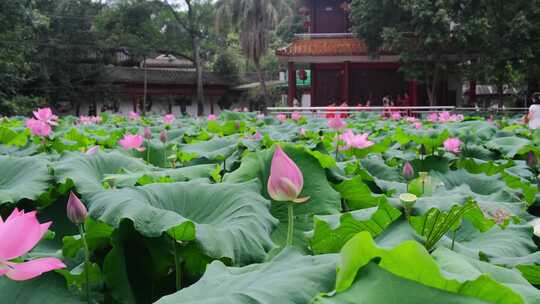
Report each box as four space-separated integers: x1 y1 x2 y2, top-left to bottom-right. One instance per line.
526 98 540 129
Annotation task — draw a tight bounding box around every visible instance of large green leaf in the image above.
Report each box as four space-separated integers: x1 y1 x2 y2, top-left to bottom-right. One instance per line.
0 273 83 303
86 180 277 265
330 232 526 303
313 263 487 304
54 151 148 194
0 155 51 204
180 135 239 162
103 164 217 187
154 249 337 304
307 199 401 254
484 136 536 158
224 144 341 250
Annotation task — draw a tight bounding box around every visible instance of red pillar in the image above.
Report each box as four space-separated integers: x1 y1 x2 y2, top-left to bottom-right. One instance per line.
310 63 317 107
288 62 297 107
408 80 418 106
342 61 350 104
469 80 477 105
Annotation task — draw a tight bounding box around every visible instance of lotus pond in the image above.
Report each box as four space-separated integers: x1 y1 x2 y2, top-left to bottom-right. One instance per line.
0 110 540 304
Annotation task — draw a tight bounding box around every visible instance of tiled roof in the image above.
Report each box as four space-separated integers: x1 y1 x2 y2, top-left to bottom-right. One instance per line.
102 66 229 86
276 37 373 57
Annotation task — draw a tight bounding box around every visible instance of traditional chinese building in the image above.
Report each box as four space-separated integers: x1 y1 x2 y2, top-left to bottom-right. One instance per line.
276 0 466 107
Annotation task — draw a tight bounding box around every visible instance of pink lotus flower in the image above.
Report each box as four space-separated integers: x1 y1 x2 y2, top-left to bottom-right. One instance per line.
449 114 464 122
243 107 249 112
414 122 423 129
86 146 99 155
66 192 87 225
443 138 462 154
267 145 309 203
128 111 140 121
328 117 346 130
33 108 58 126
0 209 66 281
78 116 101 125
438 111 452 122
299 128 306 137
276 114 287 122
207 114 217 121
427 113 439 122
339 130 374 150
291 112 302 121
26 118 52 137
163 114 175 125
119 134 145 151
390 112 401 120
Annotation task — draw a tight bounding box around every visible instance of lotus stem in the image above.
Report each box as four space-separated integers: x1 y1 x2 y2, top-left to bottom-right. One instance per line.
146 142 151 163
173 240 182 291
287 204 294 246
451 229 457 250
78 224 91 303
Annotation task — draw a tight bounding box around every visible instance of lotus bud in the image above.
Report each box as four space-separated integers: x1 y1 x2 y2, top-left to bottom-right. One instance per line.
86 146 99 155
67 191 87 225
159 130 168 143
267 145 309 203
403 162 414 180
527 151 537 169
143 127 152 140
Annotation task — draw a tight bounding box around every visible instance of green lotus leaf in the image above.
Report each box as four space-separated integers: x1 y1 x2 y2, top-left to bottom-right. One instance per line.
154 248 337 304
0 155 51 204
54 151 148 194
86 180 277 265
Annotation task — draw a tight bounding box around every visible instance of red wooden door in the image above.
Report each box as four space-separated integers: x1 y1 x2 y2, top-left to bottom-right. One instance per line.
314 0 347 33
315 68 342 106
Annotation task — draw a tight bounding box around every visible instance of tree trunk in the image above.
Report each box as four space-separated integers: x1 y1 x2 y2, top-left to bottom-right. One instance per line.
426 67 440 106
254 58 270 113
192 36 205 116
143 54 148 116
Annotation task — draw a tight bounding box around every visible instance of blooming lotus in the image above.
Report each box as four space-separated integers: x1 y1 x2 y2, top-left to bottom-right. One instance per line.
276 114 287 122
267 145 309 203
414 122 423 129
207 114 217 121
405 116 418 123
299 128 306 137
26 118 52 137
163 114 175 125
390 112 401 120
443 138 462 154
328 117 346 130
291 112 302 121
340 130 374 151
427 113 439 122
119 134 145 151
438 111 452 122
128 111 140 121
33 107 58 126
0 209 66 281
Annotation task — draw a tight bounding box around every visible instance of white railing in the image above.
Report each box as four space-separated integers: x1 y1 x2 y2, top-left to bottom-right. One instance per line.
268 106 455 115
268 106 529 115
